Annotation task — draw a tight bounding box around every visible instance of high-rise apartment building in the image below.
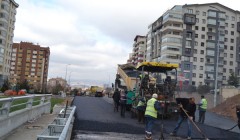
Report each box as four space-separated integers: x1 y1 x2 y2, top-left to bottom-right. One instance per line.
10 42 50 92
130 35 147 66
146 3 240 88
0 0 18 85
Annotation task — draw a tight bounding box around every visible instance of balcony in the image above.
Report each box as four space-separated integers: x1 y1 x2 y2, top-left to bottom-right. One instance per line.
161 25 183 33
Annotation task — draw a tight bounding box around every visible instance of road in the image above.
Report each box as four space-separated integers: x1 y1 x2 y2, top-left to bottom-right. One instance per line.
71 96 239 140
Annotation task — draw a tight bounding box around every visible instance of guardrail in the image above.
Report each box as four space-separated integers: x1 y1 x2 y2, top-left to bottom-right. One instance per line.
37 105 76 140
0 94 52 138
0 94 52 118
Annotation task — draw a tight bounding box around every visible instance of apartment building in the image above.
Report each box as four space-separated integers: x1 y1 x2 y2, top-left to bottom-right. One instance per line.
145 3 240 88
130 35 147 66
48 77 66 88
0 0 18 85
10 42 50 92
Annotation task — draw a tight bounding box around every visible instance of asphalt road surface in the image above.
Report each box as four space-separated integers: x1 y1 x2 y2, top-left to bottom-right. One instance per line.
71 96 239 140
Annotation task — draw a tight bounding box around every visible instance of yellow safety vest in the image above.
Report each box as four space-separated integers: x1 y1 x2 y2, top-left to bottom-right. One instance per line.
200 98 207 110
137 98 146 107
145 98 157 118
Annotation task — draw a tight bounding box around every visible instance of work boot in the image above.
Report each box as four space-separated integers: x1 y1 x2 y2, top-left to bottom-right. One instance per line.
170 132 176 136
145 134 152 140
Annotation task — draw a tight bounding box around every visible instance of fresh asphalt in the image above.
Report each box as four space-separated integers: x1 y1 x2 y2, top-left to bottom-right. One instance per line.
71 95 240 140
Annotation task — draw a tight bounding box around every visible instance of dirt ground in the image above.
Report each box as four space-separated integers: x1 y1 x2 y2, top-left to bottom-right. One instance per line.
210 94 240 121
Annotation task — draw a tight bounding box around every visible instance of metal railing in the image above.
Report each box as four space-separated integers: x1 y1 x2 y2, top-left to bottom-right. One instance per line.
37 106 76 140
0 94 52 117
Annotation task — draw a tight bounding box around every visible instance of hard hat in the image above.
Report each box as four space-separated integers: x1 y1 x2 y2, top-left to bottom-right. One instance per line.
152 93 158 99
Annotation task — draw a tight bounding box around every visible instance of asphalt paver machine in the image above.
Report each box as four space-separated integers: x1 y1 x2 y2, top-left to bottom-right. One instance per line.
136 62 179 119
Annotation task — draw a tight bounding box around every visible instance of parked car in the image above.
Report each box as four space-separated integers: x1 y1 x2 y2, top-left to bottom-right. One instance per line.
95 91 103 97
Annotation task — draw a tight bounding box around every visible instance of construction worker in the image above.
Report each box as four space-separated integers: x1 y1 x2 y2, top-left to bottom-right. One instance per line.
120 90 127 117
170 97 196 140
126 89 135 111
137 96 146 123
198 95 208 124
112 89 120 112
144 93 162 140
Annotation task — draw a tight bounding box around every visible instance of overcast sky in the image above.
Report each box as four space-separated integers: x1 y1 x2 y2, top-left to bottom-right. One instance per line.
13 0 239 86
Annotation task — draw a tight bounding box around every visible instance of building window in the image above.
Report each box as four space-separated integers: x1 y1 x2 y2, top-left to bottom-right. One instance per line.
193 65 196 70
208 36 213 40
184 64 191 70
223 68 226 72
194 49 197 54
232 16 235 21
200 50 204 54
201 42 204 47
231 31 234 35
225 30 228 34
223 76 226 80
208 28 212 32
230 54 233 58
231 39 234 43
192 73 196 77
224 60 227 65
230 46 234 50
202 27 205 31
202 19 206 24
195 34 198 38
231 24 234 28
230 61 233 66
195 26 198 30
226 15 229 20
200 58 204 62
224 53 227 57
229 69 233 73
196 18 199 23
203 12 206 16
192 81 196 85
196 10 199 15
187 9 193 13
193 57 197 62
201 35 205 39
224 45 227 50
195 41 198 46
225 23 228 27
200 66 203 70
199 74 203 78
184 56 190 61
224 38 228 42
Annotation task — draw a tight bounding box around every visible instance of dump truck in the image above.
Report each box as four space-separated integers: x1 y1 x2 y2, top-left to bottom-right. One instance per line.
115 63 155 91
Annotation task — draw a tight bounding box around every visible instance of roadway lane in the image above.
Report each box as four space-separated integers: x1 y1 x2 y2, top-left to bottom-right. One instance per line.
71 96 239 140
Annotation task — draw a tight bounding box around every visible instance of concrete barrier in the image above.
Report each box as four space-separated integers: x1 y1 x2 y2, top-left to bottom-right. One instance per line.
0 94 52 138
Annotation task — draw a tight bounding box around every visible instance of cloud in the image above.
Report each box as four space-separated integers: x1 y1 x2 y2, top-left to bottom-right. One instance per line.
13 0 239 85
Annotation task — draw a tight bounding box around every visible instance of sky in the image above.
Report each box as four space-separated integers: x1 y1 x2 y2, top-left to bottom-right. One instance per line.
13 0 240 86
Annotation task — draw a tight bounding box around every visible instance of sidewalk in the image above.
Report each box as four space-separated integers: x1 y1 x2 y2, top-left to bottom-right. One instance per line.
3 113 57 140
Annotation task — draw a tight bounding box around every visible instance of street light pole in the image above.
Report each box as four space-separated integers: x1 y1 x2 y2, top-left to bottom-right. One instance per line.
64 64 71 93
214 23 220 107
68 71 73 86
210 6 220 107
